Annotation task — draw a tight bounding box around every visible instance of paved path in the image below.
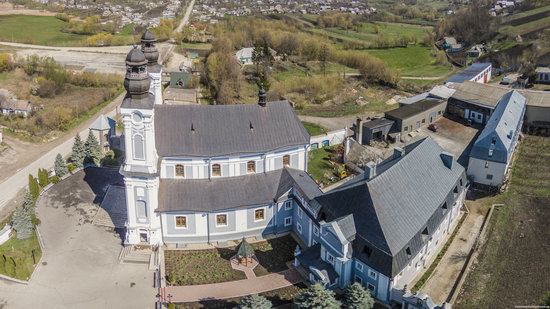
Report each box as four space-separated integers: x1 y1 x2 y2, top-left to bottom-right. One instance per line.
0 92 123 212
419 205 485 303
161 268 302 302
175 0 195 33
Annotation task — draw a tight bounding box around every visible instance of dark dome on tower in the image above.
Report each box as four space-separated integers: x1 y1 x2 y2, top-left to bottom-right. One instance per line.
141 29 159 65
124 46 150 98
126 46 148 66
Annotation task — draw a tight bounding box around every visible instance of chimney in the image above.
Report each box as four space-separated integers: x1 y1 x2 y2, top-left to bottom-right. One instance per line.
365 161 377 180
258 87 267 107
393 147 405 159
355 117 363 144
441 152 454 169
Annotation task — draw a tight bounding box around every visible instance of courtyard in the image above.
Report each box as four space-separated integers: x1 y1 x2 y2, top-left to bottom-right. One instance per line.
0 168 157 309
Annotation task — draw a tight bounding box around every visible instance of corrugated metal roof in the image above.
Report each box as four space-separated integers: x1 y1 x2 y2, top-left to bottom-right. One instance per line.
449 81 550 108
470 91 526 163
446 62 491 84
314 138 466 277
154 101 310 157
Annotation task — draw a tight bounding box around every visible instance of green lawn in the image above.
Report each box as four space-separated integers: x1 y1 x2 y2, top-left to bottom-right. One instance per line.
0 15 86 46
364 45 451 77
252 235 297 277
302 122 327 136
180 42 213 50
456 136 550 308
165 248 246 286
503 4 550 23
0 231 42 281
307 147 341 186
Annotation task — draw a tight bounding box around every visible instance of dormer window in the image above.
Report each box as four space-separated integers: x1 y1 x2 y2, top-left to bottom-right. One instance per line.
212 164 221 177
283 155 290 167
363 245 372 257
442 202 448 209
175 164 184 177
406 247 412 257
247 161 256 173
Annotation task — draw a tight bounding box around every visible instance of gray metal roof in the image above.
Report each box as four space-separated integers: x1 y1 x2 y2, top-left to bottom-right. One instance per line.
363 118 394 129
89 114 115 131
385 99 445 120
314 138 466 277
446 62 491 84
157 168 321 212
470 91 526 163
154 101 310 157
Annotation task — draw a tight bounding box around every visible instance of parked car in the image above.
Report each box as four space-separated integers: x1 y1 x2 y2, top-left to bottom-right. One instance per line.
428 124 438 132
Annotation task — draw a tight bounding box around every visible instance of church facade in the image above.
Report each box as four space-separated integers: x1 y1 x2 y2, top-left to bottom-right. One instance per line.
120 32 467 305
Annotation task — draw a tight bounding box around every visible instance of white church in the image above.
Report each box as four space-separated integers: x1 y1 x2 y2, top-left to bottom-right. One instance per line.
119 31 466 306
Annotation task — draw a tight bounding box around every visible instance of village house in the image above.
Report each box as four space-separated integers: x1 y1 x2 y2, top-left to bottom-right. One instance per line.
0 99 33 118
468 91 526 187
114 31 467 306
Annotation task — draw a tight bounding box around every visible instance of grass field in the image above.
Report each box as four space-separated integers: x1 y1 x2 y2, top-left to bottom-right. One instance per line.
456 136 550 309
0 15 135 46
0 231 42 281
503 4 550 24
0 15 85 45
365 45 451 77
325 22 431 43
252 235 297 277
308 147 340 186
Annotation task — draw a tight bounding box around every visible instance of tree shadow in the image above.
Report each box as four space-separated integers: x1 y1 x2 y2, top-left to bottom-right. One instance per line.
82 167 123 205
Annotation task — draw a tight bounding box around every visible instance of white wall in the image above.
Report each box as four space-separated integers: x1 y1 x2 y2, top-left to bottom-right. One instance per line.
160 146 307 179
468 157 507 186
309 129 347 151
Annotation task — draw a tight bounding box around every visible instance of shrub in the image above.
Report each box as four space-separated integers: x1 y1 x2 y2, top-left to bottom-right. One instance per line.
49 175 60 184
35 77 58 98
85 33 114 47
55 13 71 22
28 174 40 200
0 53 15 73
101 156 118 167
37 168 50 188
67 163 77 173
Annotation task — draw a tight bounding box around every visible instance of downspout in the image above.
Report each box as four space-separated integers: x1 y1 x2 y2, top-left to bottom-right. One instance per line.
206 213 210 245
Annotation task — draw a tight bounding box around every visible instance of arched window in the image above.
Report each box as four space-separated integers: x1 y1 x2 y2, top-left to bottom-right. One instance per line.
133 134 145 160
136 200 147 221
175 164 184 177
247 161 256 173
212 164 221 177
283 155 290 167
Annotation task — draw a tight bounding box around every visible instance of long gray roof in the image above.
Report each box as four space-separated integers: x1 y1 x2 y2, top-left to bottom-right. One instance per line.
470 90 526 163
154 101 310 157
158 168 321 212
314 138 466 277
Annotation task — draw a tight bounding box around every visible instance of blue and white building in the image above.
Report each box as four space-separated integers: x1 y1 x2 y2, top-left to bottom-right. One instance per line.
468 90 526 187
120 32 467 305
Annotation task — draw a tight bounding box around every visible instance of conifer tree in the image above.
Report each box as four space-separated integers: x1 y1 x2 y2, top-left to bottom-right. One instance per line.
294 283 341 309
28 174 40 200
343 282 374 309
54 153 69 177
237 294 272 309
71 133 85 167
23 190 34 210
12 206 32 240
37 168 49 187
84 131 102 166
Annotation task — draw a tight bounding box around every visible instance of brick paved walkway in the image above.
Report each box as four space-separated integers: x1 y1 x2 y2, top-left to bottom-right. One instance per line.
160 268 302 302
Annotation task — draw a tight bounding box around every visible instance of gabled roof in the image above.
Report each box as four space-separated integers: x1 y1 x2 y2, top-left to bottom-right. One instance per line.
470 91 526 163
154 101 310 157
385 99 445 120
324 214 356 245
313 138 466 277
449 81 550 108
157 168 321 212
